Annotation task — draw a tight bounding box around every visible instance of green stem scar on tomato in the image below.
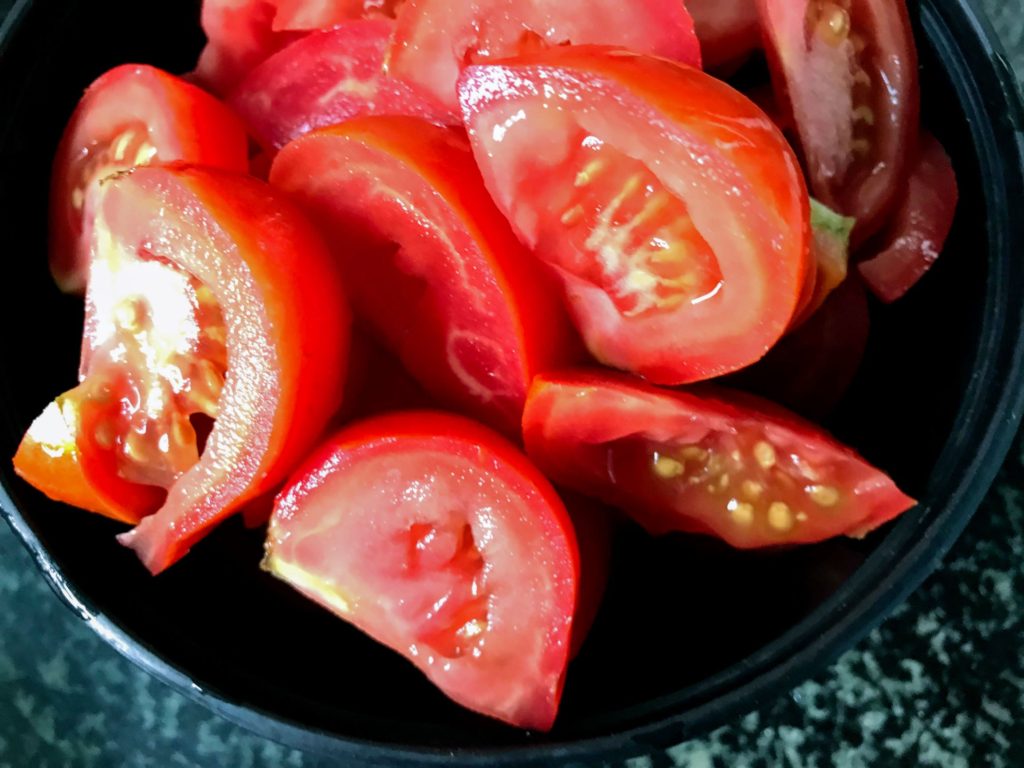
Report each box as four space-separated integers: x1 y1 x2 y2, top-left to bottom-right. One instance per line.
264 411 579 731
458 47 811 384
50 64 249 294
522 371 915 549
16 165 352 574
270 115 579 435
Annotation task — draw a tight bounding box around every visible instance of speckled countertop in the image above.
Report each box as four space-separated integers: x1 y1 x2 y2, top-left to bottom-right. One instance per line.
3 2 1024 766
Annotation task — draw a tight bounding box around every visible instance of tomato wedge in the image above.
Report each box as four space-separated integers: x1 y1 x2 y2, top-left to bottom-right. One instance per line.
790 198 855 327
50 64 249 294
563 492 612 659
523 371 915 548
859 134 958 303
689 0 760 71
757 0 920 241
270 116 578 435
194 0 400 96
387 0 702 112
15 165 351 572
230 19 456 154
264 411 578 731
459 48 810 384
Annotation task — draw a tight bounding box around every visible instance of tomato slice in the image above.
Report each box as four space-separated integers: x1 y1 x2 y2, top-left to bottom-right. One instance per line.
730 276 870 420
757 0 920 241
15 165 351 572
523 371 915 548
230 19 456 154
858 134 958 303
689 0 760 71
264 411 578 730
459 48 810 384
194 0 400 96
50 65 249 294
387 0 702 112
270 116 578 435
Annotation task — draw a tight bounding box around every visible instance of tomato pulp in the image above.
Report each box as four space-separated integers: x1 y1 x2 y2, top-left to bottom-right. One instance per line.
523 371 915 548
50 64 249 294
265 411 578 730
459 48 810 384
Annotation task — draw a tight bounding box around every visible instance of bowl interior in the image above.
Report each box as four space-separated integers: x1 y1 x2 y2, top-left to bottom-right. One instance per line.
0 0 1009 761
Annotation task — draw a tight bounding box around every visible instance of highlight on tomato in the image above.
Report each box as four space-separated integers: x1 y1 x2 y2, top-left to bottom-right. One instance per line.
756 0 920 242
459 47 810 384
859 133 958 303
230 19 456 155
264 411 579 731
270 115 579 435
522 371 915 549
16 164 351 574
50 64 249 294
387 0 702 112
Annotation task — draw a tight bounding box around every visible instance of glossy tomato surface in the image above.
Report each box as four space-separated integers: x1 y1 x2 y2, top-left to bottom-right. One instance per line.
523 371 915 548
265 411 578 731
270 116 578 435
459 47 810 384
230 19 455 154
38 165 352 574
859 133 959 302
689 0 760 71
388 0 701 111
49 64 248 294
757 0 920 241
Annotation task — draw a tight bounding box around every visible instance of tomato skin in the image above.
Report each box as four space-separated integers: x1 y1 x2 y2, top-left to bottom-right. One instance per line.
76 165 352 573
265 411 578 730
388 0 702 112
757 0 920 242
229 19 457 154
858 134 958 303
523 371 915 549
270 115 578 435
562 492 612 659
689 0 760 71
50 64 249 294
459 47 810 384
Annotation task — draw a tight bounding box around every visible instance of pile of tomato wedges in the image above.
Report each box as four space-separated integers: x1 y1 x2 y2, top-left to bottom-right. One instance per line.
13 0 958 730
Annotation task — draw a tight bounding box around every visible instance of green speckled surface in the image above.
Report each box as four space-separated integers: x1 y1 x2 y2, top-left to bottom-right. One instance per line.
3 2 1024 766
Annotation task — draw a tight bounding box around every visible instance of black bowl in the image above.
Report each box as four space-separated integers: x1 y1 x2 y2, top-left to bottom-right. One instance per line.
2 0 1023 765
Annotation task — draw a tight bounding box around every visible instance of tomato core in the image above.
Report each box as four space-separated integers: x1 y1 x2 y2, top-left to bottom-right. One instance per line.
539 136 723 318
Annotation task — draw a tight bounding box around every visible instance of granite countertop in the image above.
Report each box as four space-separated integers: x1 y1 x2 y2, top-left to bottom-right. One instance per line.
3 2 1024 766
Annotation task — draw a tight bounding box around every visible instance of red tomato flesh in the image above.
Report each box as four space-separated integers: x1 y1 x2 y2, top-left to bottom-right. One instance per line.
459 48 810 384
230 19 456 154
270 116 578 435
387 0 702 112
859 133 958 303
50 64 249 294
689 0 761 71
757 0 920 241
523 371 915 548
265 411 578 731
38 165 353 573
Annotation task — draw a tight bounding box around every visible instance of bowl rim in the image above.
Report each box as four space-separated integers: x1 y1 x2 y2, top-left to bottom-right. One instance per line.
2 0 1024 764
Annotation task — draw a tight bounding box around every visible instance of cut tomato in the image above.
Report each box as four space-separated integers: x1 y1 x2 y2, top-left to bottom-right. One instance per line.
859 134 958 303
270 115 578 435
18 165 351 573
264 411 578 730
562 492 612 659
194 0 400 96
731 276 870 420
523 371 915 548
387 0 702 112
757 0 920 241
791 198 855 327
50 64 248 294
689 0 760 71
459 48 810 384
230 19 456 154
